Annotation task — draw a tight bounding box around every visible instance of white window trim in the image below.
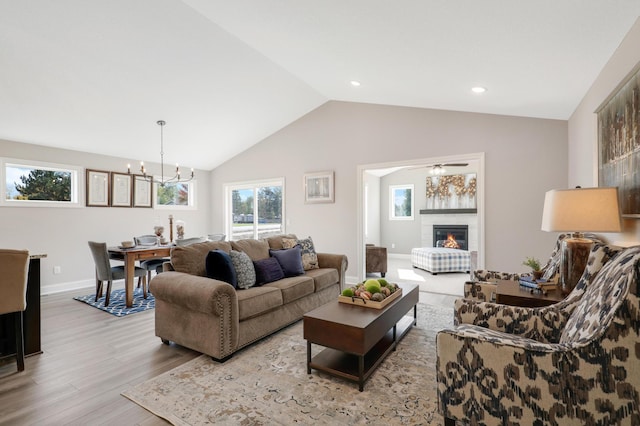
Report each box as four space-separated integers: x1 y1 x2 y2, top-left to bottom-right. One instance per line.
1 157 83 208
224 177 285 240
389 184 414 221
153 178 197 210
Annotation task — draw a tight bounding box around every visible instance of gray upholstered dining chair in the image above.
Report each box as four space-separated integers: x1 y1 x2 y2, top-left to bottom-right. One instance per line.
88 241 147 306
134 235 169 285
0 248 30 372
175 236 207 246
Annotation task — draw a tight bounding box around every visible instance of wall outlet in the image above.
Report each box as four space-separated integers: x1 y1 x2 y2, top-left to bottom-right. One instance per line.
391 243 395 249
53 266 62 274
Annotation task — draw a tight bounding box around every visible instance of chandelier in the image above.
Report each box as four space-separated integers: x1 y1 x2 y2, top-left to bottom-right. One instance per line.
128 120 194 187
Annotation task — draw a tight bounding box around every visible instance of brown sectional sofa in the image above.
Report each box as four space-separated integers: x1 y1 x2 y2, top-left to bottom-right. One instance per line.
150 234 348 361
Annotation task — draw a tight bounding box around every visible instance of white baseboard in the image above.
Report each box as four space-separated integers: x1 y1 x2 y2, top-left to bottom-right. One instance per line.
42 279 102 296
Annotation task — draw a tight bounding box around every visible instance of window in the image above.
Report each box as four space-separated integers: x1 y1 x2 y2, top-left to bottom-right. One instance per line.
154 180 196 209
1 158 82 207
389 184 414 220
225 179 284 240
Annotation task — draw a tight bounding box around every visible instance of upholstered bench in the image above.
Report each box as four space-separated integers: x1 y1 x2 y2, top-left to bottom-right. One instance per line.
411 247 470 274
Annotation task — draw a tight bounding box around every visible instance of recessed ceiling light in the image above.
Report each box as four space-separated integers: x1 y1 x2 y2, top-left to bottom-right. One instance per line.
350 80 361 87
471 86 487 94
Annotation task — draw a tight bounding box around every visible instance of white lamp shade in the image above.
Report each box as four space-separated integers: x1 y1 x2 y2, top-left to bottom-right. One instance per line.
541 187 622 233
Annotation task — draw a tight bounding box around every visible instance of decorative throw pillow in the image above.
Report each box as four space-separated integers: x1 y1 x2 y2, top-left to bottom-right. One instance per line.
229 250 256 289
253 257 285 286
205 249 237 288
270 247 305 277
283 236 319 270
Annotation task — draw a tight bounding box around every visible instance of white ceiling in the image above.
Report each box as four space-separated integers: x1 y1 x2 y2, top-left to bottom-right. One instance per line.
1 1 639 170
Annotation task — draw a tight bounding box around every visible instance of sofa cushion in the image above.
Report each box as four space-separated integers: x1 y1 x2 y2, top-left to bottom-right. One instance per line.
254 257 285 285
205 249 237 288
263 275 314 304
231 238 270 261
266 234 298 250
270 247 305 277
229 250 256 289
303 268 340 292
283 236 319 270
171 240 232 277
236 286 283 321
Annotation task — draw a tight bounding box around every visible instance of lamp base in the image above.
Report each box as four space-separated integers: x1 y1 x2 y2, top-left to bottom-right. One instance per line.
560 237 594 296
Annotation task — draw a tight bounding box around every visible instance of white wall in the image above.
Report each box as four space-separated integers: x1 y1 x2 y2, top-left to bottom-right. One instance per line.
0 139 211 294
210 101 568 280
568 17 640 246
363 172 381 245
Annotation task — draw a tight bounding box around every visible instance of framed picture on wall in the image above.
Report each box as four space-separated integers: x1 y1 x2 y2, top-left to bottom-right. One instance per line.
133 175 152 208
389 184 414 220
597 64 640 217
111 172 132 207
86 169 110 207
304 171 334 203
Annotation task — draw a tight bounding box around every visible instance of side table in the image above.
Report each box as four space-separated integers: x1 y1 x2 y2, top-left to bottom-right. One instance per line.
495 279 564 308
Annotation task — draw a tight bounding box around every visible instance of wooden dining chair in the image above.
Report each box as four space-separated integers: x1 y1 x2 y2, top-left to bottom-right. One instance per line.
88 241 147 306
0 248 30 372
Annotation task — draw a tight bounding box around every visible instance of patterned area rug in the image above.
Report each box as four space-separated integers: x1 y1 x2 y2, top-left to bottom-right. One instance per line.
73 288 154 317
122 302 454 425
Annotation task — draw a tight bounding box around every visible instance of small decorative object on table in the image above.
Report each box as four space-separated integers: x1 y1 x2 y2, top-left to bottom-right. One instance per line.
339 278 402 309
175 220 185 240
522 256 543 280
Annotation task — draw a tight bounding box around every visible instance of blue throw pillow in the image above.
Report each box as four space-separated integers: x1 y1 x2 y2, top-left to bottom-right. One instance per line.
205 249 237 288
253 257 285 286
269 246 304 277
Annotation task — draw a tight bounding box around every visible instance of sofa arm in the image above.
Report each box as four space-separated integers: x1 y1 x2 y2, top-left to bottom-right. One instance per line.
317 252 349 287
150 271 238 318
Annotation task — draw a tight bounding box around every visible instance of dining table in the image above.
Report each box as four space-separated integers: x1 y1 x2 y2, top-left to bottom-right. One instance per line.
108 245 172 307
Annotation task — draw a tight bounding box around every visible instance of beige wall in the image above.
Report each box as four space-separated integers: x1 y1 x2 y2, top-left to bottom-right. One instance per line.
0 139 211 293
569 17 640 246
210 101 568 280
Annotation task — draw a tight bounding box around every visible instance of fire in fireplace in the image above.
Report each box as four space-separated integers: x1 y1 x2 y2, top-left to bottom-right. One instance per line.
433 225 468 251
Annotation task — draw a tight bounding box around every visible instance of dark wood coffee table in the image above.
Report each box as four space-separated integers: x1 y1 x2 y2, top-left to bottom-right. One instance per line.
303 282 419 391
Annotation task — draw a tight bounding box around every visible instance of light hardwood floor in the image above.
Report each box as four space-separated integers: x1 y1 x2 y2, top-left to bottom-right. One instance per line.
0 273 461 425
0 288 199 425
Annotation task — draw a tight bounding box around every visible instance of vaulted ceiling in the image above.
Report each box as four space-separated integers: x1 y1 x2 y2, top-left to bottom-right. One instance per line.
1 1 639 170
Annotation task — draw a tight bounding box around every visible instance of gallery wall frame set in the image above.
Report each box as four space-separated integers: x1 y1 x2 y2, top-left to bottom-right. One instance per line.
86 169 152 208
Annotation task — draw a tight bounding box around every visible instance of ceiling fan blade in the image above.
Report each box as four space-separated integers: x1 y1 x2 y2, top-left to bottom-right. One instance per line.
440 163 468 167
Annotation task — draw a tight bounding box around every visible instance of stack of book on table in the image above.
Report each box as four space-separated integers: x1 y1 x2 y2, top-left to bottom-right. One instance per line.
518 276 557 292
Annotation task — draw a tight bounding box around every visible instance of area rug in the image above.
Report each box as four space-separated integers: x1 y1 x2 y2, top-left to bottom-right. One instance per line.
73 288 154 317
122 302 454 425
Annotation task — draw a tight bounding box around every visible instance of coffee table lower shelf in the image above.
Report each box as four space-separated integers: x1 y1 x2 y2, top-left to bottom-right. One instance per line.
307 315 415 391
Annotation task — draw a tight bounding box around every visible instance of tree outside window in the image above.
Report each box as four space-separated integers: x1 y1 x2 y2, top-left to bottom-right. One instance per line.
228 180 284 240
3 161 79 206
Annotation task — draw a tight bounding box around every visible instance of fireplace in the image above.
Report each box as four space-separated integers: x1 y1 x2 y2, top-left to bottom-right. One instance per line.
433 225 468 251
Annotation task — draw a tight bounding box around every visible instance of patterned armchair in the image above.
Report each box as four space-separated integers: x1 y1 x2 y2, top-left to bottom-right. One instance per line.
465 233 600 302
436 243 640 425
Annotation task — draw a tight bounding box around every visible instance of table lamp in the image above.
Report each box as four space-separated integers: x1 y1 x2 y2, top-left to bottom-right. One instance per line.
540 187 621 295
